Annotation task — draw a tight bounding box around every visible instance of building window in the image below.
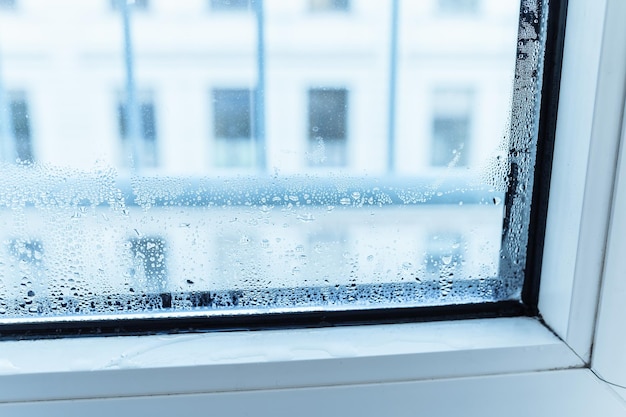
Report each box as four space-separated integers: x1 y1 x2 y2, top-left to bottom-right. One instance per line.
309 0 349 12
424 233 465 280
212 88 254 167
308 88 348 166
430 89 473 167
0 0 15 10
6 239 45 313
437 0 479 15
210 0 250 11
110 0 149 11
8 238 44 269
7 92 33 163
129 237 168 294
117 93 158 167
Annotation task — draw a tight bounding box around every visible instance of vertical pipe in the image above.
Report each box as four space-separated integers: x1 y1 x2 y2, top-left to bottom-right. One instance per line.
387 0 399 173
0 46 15 162
120 0 142 170
253 0 266 171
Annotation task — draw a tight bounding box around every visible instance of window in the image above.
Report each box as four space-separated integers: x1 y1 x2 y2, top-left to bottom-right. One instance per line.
110 0 148 11
437 0 479 15
117 93 158 167
5 1 626 415
307 88 348 166
309 0 349 12
210 0 251 11
424 232 465 279
212 88 254 167
129 237 168 294
0 0 545 332
0 0 15 10
6 92 33 163
430 89 473 167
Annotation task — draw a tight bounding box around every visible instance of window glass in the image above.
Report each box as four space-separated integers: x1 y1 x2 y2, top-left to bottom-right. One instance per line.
308 88 348 166
212 88 254 167
0 0 549 326
110 0 148 11
430 89 473 167
129 236 168 294
0 0 14 10
7 92 33 163
210 0 251 11
437 0 479 15
118 92 158 168
309 0 349 12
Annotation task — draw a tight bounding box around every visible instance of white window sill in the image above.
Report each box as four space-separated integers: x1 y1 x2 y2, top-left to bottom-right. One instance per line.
0 316 582 403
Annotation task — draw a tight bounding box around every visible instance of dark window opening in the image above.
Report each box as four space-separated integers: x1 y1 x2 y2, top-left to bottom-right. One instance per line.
210 0 250 11
117 95 158 167
9 94 33 163
0 0 16 10
129 237 168 294
431 116 470 167
110 0 149 11
309 0 349 12
430 89 472 167
438 0 479 15
213 89 251 139
8 239 44 268
212 88 253 167
424 233 465 278
308 88 348 166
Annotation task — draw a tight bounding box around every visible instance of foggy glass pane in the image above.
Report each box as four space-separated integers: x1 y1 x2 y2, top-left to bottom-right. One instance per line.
0 0 547 324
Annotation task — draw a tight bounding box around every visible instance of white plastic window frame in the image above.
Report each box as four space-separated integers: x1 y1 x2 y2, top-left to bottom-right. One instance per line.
1 1 626 415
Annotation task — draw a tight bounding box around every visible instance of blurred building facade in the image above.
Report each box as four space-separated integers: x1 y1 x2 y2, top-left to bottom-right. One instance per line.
0 0 520 313
0 0 518 176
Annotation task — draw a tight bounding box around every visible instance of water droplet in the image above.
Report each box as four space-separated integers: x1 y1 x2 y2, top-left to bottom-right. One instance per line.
441 255 452 265
339 197 351 205
297 213 315 222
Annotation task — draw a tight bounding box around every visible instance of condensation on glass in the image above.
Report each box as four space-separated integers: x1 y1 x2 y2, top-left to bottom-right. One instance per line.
0 0 546 323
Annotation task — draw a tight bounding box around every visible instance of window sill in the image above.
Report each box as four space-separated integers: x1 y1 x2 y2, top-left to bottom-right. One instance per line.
0 316 582 404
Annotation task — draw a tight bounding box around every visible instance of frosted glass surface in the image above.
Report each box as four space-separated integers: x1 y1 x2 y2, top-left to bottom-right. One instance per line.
0 0 545 323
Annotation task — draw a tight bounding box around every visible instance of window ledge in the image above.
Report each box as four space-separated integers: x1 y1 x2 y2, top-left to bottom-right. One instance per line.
0 316 583 403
